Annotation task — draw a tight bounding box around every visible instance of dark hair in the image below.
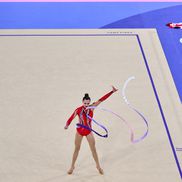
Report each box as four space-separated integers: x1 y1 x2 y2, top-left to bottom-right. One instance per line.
82 93 91 101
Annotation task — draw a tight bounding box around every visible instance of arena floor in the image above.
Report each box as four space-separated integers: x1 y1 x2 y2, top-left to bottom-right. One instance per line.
0 29 181 182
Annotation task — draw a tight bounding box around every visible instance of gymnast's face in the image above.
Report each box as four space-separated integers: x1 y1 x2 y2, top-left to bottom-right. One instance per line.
83 99 90 108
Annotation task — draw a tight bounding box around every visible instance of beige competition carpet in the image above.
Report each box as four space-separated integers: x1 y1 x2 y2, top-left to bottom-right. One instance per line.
0 29 181 182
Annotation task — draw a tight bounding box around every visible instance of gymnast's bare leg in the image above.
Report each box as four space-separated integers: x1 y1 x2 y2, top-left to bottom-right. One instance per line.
67 132 83 174
86 132 104 175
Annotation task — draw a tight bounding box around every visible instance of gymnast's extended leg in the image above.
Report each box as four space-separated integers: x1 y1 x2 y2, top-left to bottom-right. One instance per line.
67 132 83 174
86 132 104 175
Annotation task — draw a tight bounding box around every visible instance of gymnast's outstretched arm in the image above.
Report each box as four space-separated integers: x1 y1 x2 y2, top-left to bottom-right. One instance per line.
90 86 118 107
64 109 78 129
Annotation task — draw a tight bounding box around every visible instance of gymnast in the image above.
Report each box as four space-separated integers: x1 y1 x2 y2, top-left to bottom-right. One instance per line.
64 86 118 175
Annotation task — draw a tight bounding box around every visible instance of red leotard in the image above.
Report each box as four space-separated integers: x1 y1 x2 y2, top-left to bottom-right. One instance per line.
66 90 113 136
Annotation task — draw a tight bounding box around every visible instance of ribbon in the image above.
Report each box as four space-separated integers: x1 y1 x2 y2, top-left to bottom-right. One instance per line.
77 76 149 143
176 148 182 151
121 76 149 143
76 115 108 138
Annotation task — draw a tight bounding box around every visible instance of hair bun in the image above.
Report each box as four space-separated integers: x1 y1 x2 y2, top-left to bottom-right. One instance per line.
85 93 89 97
82 93 91 101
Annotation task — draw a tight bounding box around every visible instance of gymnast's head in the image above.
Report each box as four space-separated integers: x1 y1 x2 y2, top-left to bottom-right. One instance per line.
82 93 91 108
